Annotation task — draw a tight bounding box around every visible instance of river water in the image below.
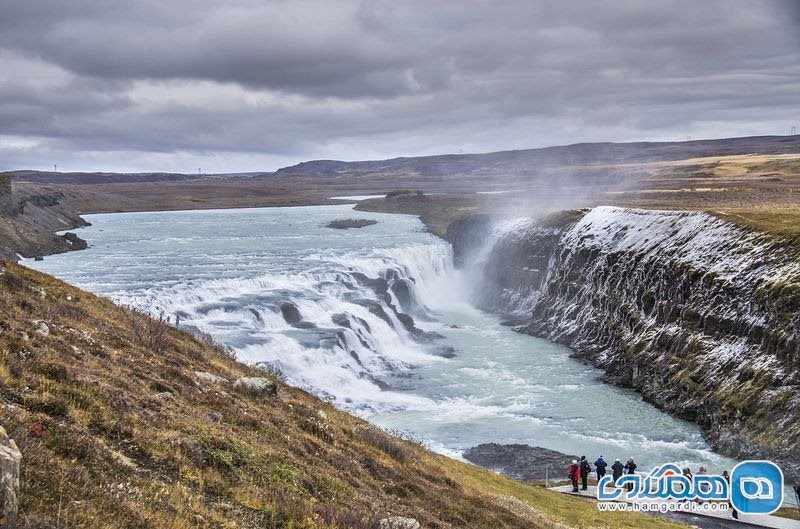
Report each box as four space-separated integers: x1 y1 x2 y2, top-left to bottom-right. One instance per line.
27 204 736 476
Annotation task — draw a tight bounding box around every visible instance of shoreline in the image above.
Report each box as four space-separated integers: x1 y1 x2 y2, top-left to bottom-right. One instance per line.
2 192 345 261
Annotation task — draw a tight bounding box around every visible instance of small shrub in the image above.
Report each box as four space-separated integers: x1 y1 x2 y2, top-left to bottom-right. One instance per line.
121 304 171 353
26 394 70 418
299 417 334 444
33 362 72 382
193 330 236 361
354 425 409 463
1 269 28 291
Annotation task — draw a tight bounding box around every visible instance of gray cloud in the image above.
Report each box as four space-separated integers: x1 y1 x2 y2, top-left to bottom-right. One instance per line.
0 0 798 172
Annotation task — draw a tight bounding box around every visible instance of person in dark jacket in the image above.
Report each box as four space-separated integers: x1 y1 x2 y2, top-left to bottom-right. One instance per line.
594 455 608 481
722 470 738 519
624 458 637 491
611 458 624 483
579 456 591 490
569 459 580 492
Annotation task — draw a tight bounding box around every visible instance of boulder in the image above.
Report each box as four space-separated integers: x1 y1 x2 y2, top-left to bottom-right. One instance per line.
32 321 49 337
194 371 228 384
233 377 277 397
379 517 420 529
0 426 21 528
280 302 302 325
60 232 88 250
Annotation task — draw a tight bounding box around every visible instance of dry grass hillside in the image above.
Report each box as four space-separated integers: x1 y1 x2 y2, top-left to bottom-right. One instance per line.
0 262 685 529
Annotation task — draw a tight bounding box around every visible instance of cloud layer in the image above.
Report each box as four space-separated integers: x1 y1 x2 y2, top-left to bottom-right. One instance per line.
1 0 798 172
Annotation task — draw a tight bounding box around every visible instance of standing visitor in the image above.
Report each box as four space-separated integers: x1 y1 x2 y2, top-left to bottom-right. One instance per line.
579 456 591 490
569 460 580 492
611 458 624 483
624 457 637 491
722 470 738 519
594 455 607 481
697 466 709 504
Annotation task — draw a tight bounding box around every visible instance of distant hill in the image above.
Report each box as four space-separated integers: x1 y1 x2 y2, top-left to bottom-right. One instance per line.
6 171 203 185
273 135 800 179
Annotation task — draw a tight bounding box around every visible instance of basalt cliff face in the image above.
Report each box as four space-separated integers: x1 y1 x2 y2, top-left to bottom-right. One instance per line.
449 207 800 480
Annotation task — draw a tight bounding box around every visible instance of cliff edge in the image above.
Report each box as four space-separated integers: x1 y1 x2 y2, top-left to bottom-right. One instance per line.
0 173 89 261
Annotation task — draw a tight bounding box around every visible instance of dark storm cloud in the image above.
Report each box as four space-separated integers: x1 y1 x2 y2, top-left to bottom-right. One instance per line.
0 0 798 172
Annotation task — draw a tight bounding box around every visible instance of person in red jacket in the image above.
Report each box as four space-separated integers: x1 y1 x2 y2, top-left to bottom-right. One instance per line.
569 459 581 492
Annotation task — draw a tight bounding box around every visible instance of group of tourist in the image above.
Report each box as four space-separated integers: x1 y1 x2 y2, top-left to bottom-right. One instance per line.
567 455 637 492
567 459 743 519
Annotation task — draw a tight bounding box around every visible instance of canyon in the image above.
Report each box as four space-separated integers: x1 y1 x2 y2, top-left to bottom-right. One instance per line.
443 206 800 482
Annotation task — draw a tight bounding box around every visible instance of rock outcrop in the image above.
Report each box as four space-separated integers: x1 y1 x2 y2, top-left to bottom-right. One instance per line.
450 206 800 480
0 426 21 528
464 443 576 483
61 232 88 250
379 516 420 529
326 218 378 229
0 175 90 260
233 377 278 397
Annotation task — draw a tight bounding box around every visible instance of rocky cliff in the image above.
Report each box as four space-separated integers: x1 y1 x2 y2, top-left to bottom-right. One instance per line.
0 175 89 260
449 207 800 481
0 174 11 214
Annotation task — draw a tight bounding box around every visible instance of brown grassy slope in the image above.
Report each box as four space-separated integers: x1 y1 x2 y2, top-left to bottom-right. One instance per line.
0 262 684 529
620 154 800 244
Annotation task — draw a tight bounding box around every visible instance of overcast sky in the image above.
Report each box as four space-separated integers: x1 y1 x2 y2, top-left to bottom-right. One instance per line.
1 1 798 173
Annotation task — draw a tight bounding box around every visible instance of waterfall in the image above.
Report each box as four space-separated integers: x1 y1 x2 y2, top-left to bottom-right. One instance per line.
113 241 463 414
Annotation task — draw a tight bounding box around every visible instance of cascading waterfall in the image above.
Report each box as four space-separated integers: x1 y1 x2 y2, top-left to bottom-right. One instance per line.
115 241 460 414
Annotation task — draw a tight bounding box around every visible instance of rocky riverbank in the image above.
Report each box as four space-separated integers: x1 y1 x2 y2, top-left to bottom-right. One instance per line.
446 207 800 482
464 444 576 483
0 175 90 261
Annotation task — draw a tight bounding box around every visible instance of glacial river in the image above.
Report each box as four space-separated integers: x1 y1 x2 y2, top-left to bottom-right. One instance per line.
28 204 737 477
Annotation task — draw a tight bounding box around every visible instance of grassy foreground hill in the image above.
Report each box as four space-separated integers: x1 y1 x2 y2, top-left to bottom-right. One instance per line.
0 262 684 529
